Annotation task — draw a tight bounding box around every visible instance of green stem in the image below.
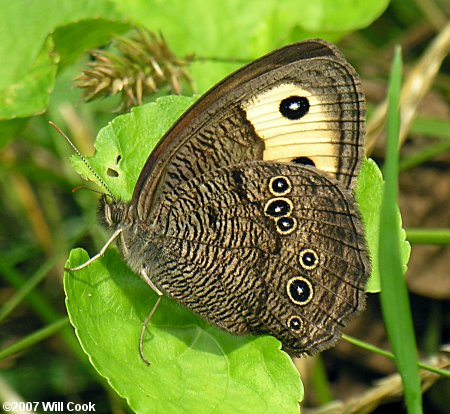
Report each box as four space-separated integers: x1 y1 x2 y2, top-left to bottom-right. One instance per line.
342 335 450 378
0 318 69 361
406 228 450 245
0 255 61 323
400 137 450 170
310 356 334 405
0 253 84 360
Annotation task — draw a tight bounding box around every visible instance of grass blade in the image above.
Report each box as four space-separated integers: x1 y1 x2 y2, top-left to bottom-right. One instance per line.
0 318 68 361
379 46 423 414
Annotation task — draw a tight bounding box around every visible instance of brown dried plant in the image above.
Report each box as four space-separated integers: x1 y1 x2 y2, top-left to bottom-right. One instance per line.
76 28 194 111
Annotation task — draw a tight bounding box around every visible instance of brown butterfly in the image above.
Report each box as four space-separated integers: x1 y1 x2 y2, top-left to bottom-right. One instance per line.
69 39 370 361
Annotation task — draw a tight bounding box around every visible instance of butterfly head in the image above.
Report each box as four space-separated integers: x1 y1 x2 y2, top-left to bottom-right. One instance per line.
99 195 133 229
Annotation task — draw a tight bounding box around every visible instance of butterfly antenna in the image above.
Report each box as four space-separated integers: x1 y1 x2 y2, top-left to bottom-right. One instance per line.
49 121 116 202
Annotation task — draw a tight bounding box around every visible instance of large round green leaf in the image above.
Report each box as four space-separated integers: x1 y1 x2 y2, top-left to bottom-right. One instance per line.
65 96 303 413
65 248 302 413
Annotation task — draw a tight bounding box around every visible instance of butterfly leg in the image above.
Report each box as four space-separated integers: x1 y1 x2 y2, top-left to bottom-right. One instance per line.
65 228 123 271
139 268 164 365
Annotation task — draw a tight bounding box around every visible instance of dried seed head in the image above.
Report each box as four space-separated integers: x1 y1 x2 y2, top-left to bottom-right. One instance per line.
75 28 194 111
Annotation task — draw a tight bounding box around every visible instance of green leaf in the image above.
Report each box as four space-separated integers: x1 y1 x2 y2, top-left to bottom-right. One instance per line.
66 96 302 413
110 0 389 92
70 95 199 201
65 248 302 413
0 0 126 121
379 47 422 414
0 36 58 120
0 0 389 122
356 158 411 292
114 0 389 54
52 19 131 72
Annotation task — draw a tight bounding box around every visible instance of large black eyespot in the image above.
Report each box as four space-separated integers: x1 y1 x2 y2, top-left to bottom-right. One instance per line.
299 249 319 270
279 96 309 120
287 277 313 305
269 176 291 196
264 198 292 218
288 316 302 332
276 217 297 235
292 157 315 166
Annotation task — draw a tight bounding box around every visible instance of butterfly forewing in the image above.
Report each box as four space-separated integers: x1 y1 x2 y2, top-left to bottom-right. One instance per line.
132 39 365 223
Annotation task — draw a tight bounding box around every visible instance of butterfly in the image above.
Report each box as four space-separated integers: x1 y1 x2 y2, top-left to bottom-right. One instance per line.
70 39 371 360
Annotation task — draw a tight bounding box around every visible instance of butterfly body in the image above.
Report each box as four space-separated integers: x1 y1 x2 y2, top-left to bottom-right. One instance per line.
99 39 370 356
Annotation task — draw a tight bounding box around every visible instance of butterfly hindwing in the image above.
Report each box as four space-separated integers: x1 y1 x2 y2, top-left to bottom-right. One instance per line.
144 162 370 356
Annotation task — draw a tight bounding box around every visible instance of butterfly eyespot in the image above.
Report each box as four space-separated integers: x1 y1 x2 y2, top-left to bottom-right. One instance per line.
269 176 292 196
292 156 315 167
279 96 309 120
288 316 302 332
287 277 314 305
264 197 292 218
299 249 319 270
276 217 297 235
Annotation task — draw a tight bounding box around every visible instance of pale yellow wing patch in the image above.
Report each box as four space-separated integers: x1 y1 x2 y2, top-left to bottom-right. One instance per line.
242 83 340 177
